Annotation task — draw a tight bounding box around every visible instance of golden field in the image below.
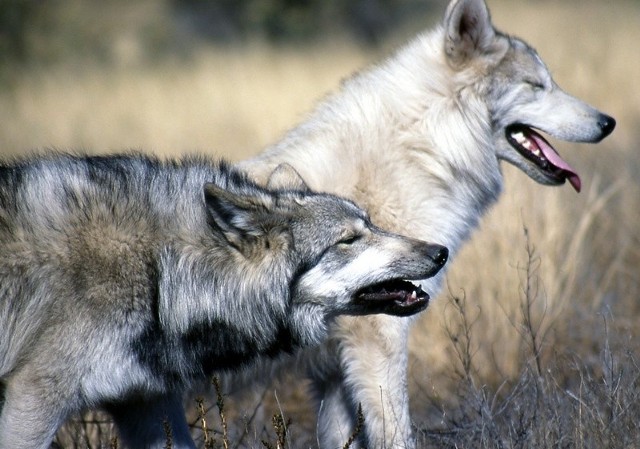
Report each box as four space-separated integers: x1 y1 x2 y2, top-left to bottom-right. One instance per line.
1 0 639 447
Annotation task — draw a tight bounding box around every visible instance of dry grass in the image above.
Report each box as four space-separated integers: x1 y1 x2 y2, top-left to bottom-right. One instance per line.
1 0 639 447
0 42 369 160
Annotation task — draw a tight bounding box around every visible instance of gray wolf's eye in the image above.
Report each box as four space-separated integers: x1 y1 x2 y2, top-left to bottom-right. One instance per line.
338 234 361 245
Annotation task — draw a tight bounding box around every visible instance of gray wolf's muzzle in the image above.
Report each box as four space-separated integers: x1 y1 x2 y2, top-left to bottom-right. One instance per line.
353 243 448 318
426 243 449 270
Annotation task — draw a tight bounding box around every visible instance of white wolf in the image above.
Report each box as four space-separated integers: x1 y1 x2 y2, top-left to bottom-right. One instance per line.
236 0 616 447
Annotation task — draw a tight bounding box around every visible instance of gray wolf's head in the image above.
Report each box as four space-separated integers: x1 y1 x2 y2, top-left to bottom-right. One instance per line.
443 0 615 192
205 165 448 345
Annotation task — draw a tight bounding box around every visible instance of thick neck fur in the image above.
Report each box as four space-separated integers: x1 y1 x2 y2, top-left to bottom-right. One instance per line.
153 243 296 381
246 26 503 261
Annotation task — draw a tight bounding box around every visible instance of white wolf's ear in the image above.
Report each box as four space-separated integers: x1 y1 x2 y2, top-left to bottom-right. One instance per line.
444 0 495 68
203 183 273 247
266 163 310 192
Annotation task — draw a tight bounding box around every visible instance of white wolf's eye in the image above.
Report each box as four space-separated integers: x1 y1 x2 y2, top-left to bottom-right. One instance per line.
524 79 545 91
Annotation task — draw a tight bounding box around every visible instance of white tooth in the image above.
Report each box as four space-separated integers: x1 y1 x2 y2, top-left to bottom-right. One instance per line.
533 149 541 156
522 141 532 150
411 291 417 299
513 131 525 142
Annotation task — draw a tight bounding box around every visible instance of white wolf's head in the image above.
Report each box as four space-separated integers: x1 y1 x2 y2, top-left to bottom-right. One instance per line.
443 0 615 192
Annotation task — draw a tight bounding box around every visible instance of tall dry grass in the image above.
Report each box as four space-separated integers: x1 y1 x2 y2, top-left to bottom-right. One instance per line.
1 0 638 447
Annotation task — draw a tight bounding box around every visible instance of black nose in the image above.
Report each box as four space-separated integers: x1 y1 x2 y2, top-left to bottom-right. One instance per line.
429 245 449 267
598 114 616 138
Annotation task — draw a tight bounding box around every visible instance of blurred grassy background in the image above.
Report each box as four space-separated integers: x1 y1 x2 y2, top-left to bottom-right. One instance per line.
1 0 639 447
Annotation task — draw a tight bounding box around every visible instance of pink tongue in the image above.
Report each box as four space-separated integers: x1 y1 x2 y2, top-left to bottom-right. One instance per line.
528 131 582 192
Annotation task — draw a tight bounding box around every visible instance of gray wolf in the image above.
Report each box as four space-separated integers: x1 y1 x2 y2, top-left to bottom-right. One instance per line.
0 153 448 449
236 0 616 447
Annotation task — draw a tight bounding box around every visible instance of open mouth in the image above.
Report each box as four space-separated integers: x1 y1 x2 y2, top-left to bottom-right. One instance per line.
506 124 581 192
354 279 429 317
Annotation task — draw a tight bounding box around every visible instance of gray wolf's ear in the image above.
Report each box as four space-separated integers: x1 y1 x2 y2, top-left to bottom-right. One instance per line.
204 183 272 247
266 163 310 192
444 0 495 67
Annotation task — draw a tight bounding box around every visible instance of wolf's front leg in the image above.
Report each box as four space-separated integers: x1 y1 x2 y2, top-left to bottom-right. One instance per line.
315 315 415 449
108 393 196 449
0 375 70 449
314 375 359 448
